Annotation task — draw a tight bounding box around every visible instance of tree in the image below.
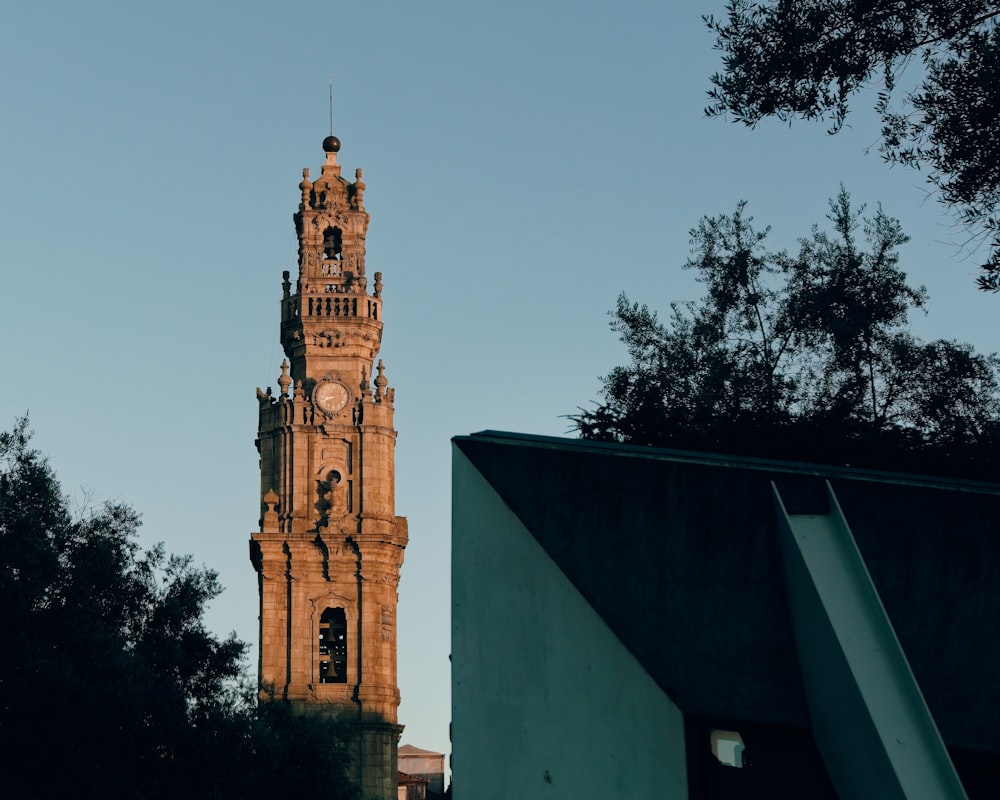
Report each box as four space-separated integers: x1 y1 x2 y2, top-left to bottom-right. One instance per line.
574 191 1000 476
705 0 1000 290
0 419 358 800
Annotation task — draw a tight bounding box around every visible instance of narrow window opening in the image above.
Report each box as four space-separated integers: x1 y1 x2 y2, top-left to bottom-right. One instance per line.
318 607 347 683
711 730 747 768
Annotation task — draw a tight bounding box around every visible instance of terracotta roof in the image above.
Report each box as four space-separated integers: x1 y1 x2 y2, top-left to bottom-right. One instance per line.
399 744 444 757
398 771 428 785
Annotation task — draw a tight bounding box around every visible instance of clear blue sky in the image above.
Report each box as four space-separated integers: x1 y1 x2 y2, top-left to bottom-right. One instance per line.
2 0 997 760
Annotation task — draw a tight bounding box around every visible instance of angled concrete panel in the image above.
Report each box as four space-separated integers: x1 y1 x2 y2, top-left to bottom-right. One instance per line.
452 447 688 800
774 481 967 800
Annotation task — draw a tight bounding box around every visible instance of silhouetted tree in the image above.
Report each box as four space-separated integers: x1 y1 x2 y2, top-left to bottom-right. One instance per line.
705 1 1000 290
574 191 1000 476
0 419 357 800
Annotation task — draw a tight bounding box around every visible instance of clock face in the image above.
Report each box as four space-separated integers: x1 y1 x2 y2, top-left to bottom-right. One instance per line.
314 381 349 415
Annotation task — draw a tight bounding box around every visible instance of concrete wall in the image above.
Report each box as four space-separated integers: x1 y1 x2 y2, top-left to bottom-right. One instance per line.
452 448 688 799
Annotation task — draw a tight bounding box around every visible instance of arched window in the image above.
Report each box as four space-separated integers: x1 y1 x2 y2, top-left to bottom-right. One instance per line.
318 607 347 684
323 226 342 261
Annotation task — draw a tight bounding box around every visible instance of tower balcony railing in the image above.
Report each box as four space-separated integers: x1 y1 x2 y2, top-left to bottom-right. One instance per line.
282 294 381 321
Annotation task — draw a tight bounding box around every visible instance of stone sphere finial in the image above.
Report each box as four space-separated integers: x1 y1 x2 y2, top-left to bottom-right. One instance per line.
322 135 341 153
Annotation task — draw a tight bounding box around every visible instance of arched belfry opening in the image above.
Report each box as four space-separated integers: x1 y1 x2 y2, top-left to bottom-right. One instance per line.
323 226 342 261
319 607 348 684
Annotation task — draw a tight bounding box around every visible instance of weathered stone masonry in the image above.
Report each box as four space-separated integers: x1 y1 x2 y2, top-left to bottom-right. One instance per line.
251 134 407 800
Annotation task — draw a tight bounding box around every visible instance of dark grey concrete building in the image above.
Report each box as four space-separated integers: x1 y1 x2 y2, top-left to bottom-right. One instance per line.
452 431 1000 799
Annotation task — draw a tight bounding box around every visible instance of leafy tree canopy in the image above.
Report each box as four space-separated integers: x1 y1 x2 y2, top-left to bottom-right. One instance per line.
574 190 1000 477
0 419 357 800
705 0 1000 290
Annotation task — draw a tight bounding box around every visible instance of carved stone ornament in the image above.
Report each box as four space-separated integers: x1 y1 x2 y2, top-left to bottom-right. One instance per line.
262 489 280 533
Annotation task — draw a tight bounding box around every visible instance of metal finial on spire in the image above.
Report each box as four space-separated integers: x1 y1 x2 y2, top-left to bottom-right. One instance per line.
323 74 341 154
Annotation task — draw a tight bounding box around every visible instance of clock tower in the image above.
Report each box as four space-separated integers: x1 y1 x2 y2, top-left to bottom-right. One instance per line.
251 134 407 800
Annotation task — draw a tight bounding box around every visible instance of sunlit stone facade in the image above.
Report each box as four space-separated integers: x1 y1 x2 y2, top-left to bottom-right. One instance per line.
251 135 407 800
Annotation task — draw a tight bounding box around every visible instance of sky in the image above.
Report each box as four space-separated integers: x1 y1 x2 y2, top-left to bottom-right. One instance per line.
2 0 998 763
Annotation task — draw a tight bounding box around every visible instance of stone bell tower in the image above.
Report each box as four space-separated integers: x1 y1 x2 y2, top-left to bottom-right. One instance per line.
250 133 407 800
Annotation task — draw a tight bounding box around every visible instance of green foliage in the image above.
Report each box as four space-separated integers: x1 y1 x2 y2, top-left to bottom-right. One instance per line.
0 419 358 800
705 0 1000 290
574 191 1000 476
